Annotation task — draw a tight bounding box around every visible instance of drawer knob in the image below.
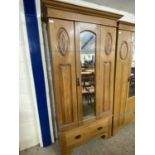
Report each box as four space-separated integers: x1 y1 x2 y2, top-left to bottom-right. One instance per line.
75 135 81 140
97 127 103 131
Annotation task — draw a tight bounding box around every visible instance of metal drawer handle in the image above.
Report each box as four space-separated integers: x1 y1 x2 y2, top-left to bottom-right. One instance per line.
75 135 81 140
97 127 103 131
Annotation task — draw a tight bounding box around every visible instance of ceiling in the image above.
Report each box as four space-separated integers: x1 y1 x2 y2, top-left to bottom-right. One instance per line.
82 0 135 14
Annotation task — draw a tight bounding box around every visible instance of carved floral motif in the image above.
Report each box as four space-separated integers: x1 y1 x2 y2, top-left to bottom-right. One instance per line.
105 33 112 55
57 28 70 56
120 41 128 60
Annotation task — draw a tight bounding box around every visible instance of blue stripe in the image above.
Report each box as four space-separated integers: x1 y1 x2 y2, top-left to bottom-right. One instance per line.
23 0 52 146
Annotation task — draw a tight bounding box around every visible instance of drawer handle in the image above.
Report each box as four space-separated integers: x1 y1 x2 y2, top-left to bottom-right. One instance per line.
74 135 81 140
97 127 103 131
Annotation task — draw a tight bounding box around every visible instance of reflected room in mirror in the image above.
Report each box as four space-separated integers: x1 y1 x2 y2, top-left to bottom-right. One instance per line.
129 32 135 97
80 31 96 119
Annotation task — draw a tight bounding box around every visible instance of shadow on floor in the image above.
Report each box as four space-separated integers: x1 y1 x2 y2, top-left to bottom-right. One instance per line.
20 123 135 155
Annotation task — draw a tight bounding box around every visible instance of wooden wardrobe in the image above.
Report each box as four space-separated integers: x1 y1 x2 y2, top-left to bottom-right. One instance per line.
112 21 135 134
41 1 134 155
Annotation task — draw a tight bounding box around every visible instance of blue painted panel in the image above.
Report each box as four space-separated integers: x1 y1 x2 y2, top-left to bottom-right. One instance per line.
23 0 52 147
23 0 36 15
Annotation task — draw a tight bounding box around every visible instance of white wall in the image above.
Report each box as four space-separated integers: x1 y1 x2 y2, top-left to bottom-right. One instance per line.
57 0 135 23
19 0 40 150
36 0 55 142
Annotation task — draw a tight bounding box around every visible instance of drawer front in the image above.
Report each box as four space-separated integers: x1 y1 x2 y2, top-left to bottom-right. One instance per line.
62 117 111 148
65 129 84 147
85 119 109 140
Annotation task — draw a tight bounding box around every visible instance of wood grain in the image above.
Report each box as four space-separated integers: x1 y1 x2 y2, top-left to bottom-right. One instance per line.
124 96 135 124
118 21 135 32
41 0 123 20
47 19 78 130
41 2 135 154
97 26 116 117
60 116 110 154
112 24 134 134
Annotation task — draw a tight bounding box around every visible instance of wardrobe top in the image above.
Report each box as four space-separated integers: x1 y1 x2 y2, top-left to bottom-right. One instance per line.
41 0 123 21
118 21 135 32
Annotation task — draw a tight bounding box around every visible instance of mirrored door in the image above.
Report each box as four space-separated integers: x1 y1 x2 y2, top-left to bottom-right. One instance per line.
80 31 96 118
75 22 100 122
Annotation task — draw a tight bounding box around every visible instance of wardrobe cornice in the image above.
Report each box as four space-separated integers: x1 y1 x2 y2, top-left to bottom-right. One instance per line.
118 21 135 32
41 0 123 27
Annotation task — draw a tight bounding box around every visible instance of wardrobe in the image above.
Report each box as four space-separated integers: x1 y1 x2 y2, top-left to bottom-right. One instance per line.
41 1 135 155
113 21 135 134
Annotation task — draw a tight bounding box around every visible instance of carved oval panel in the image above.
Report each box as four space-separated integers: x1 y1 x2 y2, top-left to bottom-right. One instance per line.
105 33 112 55
120 41 128 60
57 28 70 56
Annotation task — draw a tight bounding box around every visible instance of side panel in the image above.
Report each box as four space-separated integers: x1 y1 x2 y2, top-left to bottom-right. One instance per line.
113 30 132 134
98 26 116 116
47 19 78 130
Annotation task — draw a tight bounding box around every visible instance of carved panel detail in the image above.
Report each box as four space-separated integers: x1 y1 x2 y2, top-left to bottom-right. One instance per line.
120 41 128 60
105 32 112 55
57 28 70 56
59 64 73 124
103 61 111 112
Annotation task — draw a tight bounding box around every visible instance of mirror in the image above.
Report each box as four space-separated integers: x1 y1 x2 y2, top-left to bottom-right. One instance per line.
129 33 135 97
80 31 96 119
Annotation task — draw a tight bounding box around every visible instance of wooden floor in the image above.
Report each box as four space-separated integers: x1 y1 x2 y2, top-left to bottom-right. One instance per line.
20 123 135 155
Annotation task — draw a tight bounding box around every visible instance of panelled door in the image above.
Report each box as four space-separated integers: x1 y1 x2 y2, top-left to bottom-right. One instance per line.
74 22 116 124
75 22 101 124
124 31 135 124
47 19 117 129
47 19 78 130
113 30 132 133
98 26 116 117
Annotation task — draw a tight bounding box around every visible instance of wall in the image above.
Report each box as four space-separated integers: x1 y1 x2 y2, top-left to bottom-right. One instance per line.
36 0 55 142
19 0 40 150
57 0 135 23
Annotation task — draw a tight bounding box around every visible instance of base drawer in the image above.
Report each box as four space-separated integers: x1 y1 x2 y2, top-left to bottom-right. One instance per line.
60 117 111 149
84 118 109 140
65 129 84 148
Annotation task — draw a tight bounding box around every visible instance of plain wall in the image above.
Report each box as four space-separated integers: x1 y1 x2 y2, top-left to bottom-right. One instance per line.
19 0 40 150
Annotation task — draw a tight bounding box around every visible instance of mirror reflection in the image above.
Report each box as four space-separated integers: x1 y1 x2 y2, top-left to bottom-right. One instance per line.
80 31 96 119
129 33 135 97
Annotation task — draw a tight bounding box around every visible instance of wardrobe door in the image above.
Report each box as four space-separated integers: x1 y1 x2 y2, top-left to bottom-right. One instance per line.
97 26 116 117
47 19 78 130
124 31 135 124
75 22 101 123
113 30 132 133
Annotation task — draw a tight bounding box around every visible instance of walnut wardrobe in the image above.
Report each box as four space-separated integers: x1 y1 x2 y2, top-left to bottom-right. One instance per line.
41 1 134 155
